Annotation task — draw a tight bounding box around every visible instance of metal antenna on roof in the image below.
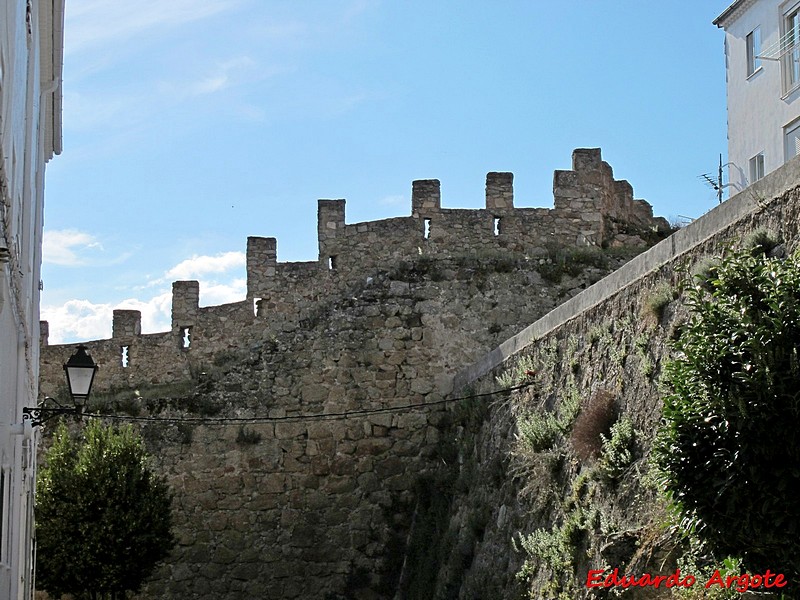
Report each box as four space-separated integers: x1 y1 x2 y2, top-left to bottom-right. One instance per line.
698 154 731 204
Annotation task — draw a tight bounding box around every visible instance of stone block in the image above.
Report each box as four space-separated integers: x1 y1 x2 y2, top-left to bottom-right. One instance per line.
369 413 393 428
261 473 286 494
357 437 393 456
301 384 329 404
325 475 356 494
275 422 307 439
307 421 333 439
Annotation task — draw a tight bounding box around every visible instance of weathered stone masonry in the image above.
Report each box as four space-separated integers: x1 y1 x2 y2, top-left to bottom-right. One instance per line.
434 155 800 599
38 149 671 599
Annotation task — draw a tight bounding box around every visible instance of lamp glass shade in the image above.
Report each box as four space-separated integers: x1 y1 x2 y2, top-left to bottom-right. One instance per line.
63 345 98 405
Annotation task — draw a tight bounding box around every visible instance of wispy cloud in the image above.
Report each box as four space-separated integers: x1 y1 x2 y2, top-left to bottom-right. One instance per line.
43 229 104 266
379 194 406 206
61 89 160 137
182 57 262 97
62 57 268 135
65 0 240 55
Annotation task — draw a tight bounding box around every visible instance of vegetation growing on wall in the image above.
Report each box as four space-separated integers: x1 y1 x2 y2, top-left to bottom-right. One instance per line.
491 321 652 599
387 229 798 600
655 241 800 585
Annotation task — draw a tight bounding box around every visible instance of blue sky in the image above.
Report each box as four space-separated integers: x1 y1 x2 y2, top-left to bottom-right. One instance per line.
42 0 731 344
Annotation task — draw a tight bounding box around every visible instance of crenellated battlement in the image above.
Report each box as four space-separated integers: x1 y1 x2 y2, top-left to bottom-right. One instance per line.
39 148 669 396
248 148 667 296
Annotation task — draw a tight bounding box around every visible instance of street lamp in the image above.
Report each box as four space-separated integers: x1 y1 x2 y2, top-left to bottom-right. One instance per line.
23 345 98 428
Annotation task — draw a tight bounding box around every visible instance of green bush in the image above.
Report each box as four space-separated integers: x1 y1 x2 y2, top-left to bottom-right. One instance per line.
518 384 580 454
516 503 599 598
643 285 674 323
655 246 800 581
598 417 634 482
517 412 562 453
743 228 781 256
36 421 175 599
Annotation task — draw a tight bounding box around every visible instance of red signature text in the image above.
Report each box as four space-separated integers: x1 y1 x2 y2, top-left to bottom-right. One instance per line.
704 569 786 592
586 568 788 593
586 569 695 589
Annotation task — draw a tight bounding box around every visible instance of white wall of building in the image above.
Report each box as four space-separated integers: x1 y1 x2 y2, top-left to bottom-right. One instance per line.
717 0 800 192
0 0 63 598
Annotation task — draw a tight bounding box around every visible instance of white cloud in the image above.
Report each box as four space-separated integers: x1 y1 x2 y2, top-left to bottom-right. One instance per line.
41 292 173 345
41 276 246 345
199 279 247 307
62 90 132 131
164 251 246 280
41 251 247 343
113 292 174 333
62 58 266 135
41 299 114 343
43 229 104 266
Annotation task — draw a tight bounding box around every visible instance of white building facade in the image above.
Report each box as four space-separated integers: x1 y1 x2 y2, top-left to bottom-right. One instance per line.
715 0 800 192
0 0 64 598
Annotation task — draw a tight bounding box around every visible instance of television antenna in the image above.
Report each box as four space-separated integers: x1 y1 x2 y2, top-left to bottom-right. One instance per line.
698 154 733 204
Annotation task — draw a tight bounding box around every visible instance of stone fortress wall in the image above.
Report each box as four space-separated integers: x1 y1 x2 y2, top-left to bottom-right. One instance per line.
36 149 674 599
40 148 666 397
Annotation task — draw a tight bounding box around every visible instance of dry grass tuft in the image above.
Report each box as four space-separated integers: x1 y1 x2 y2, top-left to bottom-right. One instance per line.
570 389 616 461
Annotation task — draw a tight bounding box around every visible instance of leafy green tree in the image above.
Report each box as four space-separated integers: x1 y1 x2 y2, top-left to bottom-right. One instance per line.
655 243 800 582
36 420 175 600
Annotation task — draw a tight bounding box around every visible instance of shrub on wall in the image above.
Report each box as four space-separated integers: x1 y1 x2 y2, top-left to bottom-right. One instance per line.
655 244 800 580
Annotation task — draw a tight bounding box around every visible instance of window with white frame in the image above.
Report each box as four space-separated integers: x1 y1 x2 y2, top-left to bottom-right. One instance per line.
783 4 800 93
749 153 765 182
747 27 762 76
785 118 800 161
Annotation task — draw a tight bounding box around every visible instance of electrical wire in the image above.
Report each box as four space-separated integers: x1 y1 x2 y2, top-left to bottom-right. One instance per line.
79 380 536 425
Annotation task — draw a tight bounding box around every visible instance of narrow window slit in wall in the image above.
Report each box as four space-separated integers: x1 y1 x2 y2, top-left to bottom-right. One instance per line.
253 298 263 317
121 346 129 368
181 327 192 349
424 218 431 240
494 217 501 236
328 256 337 271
